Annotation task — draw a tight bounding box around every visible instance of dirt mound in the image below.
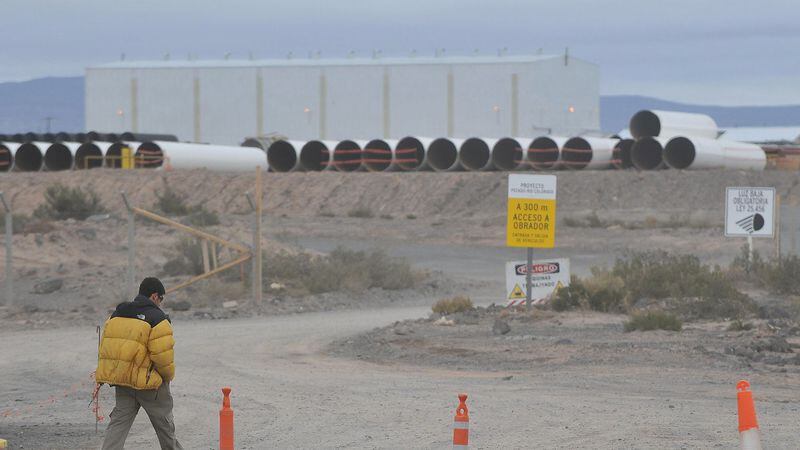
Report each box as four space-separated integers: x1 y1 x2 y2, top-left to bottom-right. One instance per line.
1 169 797 219
328 306 800 373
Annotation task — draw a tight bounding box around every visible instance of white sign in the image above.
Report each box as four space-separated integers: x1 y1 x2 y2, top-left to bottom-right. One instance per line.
725 187 775 237
505 258 570 307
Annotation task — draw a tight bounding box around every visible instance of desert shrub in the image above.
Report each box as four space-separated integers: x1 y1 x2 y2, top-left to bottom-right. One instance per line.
380 214 394 220
731 246 800 295
551 275 588 311
551 251 756 319
33 184 106 220
551 272 625 313
263 247 420 296
406 214 417 220
185 208 220 227
727 319 754 331
319 211 335 218
162 238 204 276
154 184 192 216
612 251 744 304
347 207 374 218
624 311 682 332
432 296 474 315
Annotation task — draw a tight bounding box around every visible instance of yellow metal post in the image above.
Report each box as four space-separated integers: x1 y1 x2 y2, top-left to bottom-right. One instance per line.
121 146 134 169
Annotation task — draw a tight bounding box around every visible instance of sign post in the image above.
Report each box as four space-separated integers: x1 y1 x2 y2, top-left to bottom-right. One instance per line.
506 174 557 309
725 187 776 263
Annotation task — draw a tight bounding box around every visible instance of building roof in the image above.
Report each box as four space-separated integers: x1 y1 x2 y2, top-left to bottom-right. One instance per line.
88 54 584 70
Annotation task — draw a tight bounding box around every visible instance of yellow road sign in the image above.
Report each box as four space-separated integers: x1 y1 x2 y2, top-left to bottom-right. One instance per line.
508 283 526 299
506 175 557 248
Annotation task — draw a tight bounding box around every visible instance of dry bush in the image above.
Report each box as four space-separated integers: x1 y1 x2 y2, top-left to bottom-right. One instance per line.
162 238 205 276
432 296 474 315
263 247 420 297
551 251 757 320
731 246 800 296
33 184 106 221
624 311 682 332
154 183 192 216
347 207 374 218
727 319 754 331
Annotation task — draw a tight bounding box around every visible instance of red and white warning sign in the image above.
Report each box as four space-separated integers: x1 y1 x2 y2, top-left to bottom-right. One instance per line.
505 258 570 306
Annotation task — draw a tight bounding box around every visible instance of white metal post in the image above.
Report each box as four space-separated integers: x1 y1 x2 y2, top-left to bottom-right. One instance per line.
525 247 533 310
0 193 12 306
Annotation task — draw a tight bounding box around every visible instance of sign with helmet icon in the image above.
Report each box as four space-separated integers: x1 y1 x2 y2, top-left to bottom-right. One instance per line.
725 187 775 238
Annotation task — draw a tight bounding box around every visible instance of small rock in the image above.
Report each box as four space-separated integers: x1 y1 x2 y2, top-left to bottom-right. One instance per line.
492 319 511 335
170 300 191 312
434 316 455 326
222 300 239 309
32 278 63 294
23 305 40 314
393 326 412 335
555 338 573 345
269 282 285 290
86 214 111 222
77 259 90 267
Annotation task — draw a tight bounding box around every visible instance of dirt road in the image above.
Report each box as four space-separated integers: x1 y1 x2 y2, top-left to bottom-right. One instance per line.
3 304 798 449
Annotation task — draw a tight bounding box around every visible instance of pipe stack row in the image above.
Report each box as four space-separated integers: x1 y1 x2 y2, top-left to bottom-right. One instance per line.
258 110 767 173
627 110 766 170
0 139 267 173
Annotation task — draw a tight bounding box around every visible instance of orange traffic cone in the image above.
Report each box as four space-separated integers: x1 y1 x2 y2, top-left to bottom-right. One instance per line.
737 380 762 450
453 393 469 448
220 387 234 450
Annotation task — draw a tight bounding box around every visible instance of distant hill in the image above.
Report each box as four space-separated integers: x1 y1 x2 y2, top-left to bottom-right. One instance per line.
1 77 799 135
0 76 84 134
601 95 800 133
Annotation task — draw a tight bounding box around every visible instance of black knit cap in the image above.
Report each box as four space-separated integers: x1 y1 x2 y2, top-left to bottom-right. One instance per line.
139 277 166 298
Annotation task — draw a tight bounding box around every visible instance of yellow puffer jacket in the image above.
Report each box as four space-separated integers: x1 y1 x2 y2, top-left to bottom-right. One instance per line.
96 295 175 390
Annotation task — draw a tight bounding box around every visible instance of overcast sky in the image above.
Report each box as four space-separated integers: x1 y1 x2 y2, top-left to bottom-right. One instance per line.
4 0 799 105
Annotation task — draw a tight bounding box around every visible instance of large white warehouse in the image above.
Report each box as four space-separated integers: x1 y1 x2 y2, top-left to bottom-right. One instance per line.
86 54 599 145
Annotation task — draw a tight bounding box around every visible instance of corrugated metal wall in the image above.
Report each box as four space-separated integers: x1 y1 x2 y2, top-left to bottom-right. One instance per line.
86 57 599 145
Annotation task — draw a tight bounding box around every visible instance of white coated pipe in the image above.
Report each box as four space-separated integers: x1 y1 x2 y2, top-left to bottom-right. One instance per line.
362 139 400 172
395 136 433 171
135 141 268 172
629 110 718 139
0 142 17 172
527 136 568 170
561 136 619 170
459 137 492 171
266 140 305 172
664 136 766 170
105 141 142 168
44 142 81 171
428 137 465 171
75 142 108 169
489 137 529 171
300 140 336 172
13 141 47 171
330 139 368 172
612 139 635 169
631 136 670 170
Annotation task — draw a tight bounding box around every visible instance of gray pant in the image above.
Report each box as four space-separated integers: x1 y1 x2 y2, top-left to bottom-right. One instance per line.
102 383 183 450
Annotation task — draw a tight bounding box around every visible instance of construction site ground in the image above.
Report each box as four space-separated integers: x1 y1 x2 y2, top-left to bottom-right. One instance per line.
1 169 800 448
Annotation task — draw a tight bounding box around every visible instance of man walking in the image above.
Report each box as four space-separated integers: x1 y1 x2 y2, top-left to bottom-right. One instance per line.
96 277 182 450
